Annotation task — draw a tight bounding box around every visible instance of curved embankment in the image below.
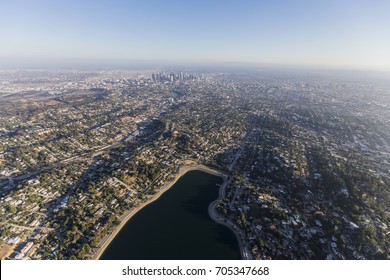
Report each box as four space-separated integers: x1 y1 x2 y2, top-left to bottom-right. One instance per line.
207 177 251 260
93 164 246 260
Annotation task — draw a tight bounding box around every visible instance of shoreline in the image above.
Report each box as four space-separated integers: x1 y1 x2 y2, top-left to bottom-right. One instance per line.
208 178 252 260
92 163 232 260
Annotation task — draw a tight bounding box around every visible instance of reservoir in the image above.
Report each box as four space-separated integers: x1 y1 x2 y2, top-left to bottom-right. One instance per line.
100 170 241 259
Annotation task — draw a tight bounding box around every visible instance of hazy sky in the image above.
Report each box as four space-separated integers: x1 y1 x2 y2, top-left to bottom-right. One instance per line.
1 0 389 69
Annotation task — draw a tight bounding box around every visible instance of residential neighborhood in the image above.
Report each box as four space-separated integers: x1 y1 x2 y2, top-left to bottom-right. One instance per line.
0 69 389 260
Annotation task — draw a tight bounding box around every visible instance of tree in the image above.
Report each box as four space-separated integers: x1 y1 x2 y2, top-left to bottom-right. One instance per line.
7 204 17 215
82 243 91 254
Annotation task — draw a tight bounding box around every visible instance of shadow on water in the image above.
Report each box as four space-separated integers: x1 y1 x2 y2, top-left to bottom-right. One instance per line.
180 174 222 218
214 225 240 251
101 170 240 260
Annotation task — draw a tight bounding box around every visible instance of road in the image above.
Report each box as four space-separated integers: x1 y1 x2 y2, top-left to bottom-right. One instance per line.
0 222 54 232
208 175 253 260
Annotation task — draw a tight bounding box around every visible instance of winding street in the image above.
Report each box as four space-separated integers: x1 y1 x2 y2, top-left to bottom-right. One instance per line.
208 175 253 260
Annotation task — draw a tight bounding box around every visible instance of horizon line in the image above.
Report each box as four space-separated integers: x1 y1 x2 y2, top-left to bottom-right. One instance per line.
0 57 390 73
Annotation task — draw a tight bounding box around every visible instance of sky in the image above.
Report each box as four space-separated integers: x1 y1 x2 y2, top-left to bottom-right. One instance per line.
1 0 390 70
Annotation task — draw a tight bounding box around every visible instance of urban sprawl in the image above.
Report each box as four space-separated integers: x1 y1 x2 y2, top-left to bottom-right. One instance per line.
0 68 389 260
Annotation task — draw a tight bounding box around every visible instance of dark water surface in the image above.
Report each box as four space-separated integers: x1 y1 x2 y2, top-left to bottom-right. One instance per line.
100 170 241 259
